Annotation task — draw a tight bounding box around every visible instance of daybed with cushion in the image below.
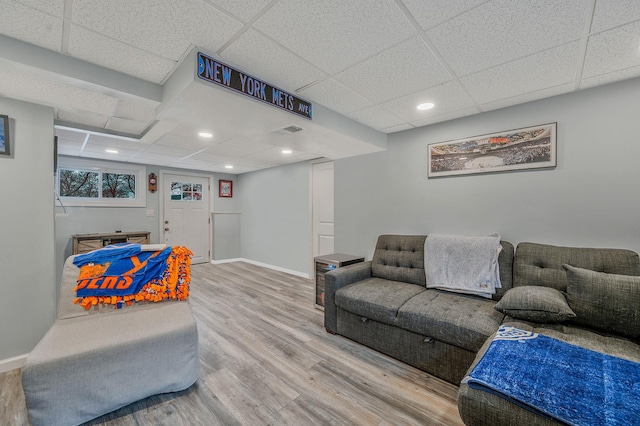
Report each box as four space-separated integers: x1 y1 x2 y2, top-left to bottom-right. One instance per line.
324 235 640 425
21 254 200 426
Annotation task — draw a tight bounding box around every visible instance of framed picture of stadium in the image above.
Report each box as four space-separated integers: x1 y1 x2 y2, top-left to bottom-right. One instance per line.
427 122 557 178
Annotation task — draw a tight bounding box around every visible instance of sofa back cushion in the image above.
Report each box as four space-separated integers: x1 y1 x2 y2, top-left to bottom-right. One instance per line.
372 235 427 286
564 265 640 341
513 242 640 292
371 235 514 299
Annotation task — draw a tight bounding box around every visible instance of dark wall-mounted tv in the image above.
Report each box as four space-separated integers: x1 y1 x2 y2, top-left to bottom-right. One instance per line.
0 114 10 157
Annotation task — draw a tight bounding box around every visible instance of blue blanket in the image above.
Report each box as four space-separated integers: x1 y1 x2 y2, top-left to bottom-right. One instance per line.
73 243 172 297
462 326 640 425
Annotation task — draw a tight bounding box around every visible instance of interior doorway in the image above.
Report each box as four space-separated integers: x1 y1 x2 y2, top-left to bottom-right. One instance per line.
311 161 335 262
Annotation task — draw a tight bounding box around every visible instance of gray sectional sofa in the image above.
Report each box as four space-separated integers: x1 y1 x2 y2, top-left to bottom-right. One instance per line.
324 235 640 425
21 255 200 426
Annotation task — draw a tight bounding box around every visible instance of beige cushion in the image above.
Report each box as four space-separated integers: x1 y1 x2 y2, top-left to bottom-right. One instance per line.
564 264 640 341
494 286 575 323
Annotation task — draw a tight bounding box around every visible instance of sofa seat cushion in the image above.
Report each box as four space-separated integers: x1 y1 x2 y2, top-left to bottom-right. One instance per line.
397 290 505 352
335 278 425 326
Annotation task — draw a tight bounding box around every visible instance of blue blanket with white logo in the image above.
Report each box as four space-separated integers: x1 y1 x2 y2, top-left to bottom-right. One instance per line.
462 326 640 426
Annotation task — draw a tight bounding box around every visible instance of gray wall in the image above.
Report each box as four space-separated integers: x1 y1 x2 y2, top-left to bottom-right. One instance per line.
0 97 56 360
335 77 640 260
213 174 240 260
238 161 311 274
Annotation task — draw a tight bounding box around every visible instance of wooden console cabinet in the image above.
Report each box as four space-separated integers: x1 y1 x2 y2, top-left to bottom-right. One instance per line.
72 231 151 255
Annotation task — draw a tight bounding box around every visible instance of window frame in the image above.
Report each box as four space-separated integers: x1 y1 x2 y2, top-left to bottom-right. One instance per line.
56 158 147 207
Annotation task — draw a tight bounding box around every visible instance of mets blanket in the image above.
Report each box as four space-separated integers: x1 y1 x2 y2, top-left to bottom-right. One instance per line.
73 243 193 309
462 326 640 426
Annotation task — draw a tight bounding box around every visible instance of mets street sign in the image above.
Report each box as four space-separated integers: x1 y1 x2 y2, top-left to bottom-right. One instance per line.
197 52 312 120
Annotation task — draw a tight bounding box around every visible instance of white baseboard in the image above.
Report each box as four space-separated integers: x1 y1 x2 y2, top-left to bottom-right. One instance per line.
211 258 244 265
211 258 310 279
0 354 27 373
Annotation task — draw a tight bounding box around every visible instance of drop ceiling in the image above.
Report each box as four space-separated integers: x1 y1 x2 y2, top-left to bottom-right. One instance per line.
1 0 639 174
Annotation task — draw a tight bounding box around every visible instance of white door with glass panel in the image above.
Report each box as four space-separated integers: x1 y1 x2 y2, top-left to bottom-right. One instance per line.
162 173 211 264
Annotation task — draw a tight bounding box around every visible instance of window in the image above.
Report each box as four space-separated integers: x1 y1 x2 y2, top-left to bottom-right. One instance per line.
170 181 203 201
57 158 146 207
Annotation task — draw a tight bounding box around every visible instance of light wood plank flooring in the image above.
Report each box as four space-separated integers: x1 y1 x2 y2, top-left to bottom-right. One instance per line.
0 262 464 425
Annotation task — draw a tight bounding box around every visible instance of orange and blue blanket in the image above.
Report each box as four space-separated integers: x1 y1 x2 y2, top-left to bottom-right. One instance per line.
462 326 640 425
73 243 193 309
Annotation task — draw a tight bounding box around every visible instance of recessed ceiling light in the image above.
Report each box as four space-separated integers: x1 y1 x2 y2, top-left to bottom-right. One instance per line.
417 102 435 111
282 149 292 154
105 149 119 154
224 165 233 169
198 132 213 138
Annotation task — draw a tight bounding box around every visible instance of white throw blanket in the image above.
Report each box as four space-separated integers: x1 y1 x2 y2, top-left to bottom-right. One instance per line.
424 233 502 298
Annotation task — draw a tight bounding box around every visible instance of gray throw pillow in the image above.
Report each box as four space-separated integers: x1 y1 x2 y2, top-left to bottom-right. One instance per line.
494 286 576 323
563 264 640 341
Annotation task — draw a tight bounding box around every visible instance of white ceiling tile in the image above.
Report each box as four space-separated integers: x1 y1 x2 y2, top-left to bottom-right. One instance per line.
51 85 119 117
409 107 480 128
461 42 580 104
298 78 373 115
68 25 177 83
72 0 242 61
156 132 219 151
169 157 224 169
479 83 575 112
80 151 136 163
56 108 109 128
0 1 62 51
189 151 236 164
346 106 406 131
336 36 452 103
129 151 177 165
143 143 196 158
56 138 84 154
18 0 64 17
57 145 83 156
168 124 234 144
402 0 488 30
140 120 179 143
55 128 89 143
106 117 150 135
203 0 272 21
82 143 141 158
381 123 414 134
590 0 640 33
582 21 640 79
254 0 416 74
201 143 252 158
114 99 158 123
227 157 268 168
580 67 640 90
220 29 327 93
225 138 272 154
381 81 476 122
426 0 588 76
85 135 146 152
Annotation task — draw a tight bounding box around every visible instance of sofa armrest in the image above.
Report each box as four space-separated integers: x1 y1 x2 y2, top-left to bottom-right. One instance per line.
324 261 372 333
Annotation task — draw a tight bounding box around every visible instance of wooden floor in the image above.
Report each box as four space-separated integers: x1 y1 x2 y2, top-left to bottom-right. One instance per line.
0 262 464 426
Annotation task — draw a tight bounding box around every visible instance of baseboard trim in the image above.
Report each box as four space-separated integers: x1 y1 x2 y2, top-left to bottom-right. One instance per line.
211 258 310 279
211 258 244 265
0 354 27 373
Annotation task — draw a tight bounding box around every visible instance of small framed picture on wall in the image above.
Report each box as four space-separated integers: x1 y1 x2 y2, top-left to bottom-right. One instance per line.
219 180 232 198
